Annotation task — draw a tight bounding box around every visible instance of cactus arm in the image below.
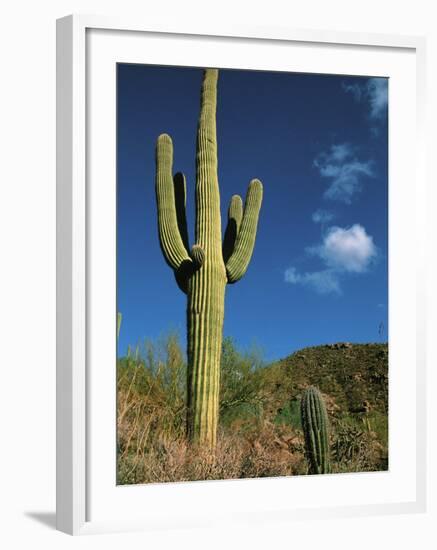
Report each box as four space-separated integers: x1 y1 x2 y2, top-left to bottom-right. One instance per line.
175 245 205 294
222 194 243 263
225 179 263 284
173 172 190 251
155 133 192 270
190 243 205 268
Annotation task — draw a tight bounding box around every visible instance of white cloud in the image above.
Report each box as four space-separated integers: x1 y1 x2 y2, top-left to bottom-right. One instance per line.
314 144 373 203
367 79 388 119
312 209 334 224
342 82 362 102
310 224 377 273
342 78 388 120
328 143 352 162
285 224 377 294
284 268 341 295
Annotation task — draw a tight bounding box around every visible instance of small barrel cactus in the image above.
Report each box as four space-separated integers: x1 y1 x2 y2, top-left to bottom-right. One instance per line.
300 386 331 474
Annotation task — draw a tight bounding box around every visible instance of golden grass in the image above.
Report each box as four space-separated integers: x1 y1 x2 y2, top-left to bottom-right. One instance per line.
117 385 307 484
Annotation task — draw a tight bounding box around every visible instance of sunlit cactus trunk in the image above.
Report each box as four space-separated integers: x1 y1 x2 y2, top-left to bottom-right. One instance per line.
186 272 226 445
155 69 263 449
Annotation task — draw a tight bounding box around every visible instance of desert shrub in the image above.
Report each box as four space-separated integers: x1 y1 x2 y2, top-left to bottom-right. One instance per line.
276 398 302 429
219 337 266 429
365 410 388 445
331 415 387 473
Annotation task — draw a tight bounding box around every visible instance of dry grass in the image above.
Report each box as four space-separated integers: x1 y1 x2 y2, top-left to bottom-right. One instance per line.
118 385 307 484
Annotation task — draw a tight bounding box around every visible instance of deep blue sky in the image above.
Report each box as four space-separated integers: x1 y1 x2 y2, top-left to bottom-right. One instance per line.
117 64 388 362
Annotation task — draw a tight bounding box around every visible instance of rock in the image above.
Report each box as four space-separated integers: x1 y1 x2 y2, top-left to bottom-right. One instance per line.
326 342 352 350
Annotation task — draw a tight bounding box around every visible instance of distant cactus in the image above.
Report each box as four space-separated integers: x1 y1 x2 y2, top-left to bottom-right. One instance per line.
300 386 331 474
117 312 122 341
154 69 263 449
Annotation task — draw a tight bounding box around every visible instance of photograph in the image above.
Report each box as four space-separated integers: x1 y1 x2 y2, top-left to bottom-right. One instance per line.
116 64 389 485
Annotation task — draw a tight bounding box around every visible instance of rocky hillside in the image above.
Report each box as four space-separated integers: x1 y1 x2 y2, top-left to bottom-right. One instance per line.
264 342 388 417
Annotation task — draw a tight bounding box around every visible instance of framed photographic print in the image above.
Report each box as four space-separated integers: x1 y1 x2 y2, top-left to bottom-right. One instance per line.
56 15 427 535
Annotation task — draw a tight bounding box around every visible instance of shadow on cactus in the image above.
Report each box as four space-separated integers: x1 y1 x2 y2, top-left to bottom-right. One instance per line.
154 69 263 449
300 386 331 474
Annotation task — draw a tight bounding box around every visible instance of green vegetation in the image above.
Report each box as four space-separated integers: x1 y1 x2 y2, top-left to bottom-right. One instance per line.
117 335 388 484
154 69 263 449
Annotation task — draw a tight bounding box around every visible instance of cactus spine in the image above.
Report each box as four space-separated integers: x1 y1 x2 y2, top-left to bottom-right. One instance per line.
155 69 263 449
300 386 331 474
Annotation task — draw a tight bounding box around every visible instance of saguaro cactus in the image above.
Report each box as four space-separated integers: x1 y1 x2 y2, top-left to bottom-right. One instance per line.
117 312 122 341
300 386 331 474
154 69 263 449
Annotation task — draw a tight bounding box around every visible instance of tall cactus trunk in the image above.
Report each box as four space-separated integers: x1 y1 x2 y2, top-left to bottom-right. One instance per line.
154 69 263 450
187 70 226 447
187 275 225 446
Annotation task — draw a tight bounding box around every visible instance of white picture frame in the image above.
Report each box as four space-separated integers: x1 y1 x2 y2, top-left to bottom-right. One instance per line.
56 14 427 536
